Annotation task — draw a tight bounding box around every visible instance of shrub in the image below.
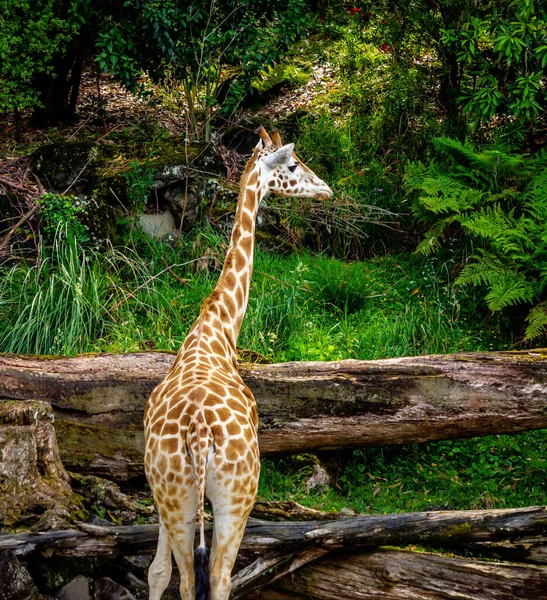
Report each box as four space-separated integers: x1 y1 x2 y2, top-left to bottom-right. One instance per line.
407 137 547 340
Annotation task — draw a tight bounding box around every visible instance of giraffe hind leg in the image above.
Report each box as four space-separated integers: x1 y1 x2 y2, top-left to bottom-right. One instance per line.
169 520 200 600
208 507 252 600
206 463 258 600
148 522 172 600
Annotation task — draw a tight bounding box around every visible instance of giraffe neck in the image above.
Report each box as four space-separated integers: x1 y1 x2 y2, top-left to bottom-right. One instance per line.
196 159 265 355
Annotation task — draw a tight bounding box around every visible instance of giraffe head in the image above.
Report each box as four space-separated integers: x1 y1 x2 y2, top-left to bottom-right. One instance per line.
254 126 333 201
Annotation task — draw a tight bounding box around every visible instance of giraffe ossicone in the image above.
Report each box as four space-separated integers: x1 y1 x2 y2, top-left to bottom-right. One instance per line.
144 126 332 600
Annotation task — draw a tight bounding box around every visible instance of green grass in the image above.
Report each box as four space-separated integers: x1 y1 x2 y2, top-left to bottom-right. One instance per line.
259 430 547 514
2 227 506 359
1 228 539 516
0 231 111 355
243 251 509 362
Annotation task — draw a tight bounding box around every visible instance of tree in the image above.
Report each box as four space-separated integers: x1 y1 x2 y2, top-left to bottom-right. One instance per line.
347 0 547 140
1 0 312 127
0 0 75 130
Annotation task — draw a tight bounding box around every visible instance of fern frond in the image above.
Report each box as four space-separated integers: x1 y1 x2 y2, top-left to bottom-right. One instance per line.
415 181 483 216
486 273 535 311
525 303 547 340
459 205 527 255
415 216 457 255
418 175 467 199
404 162 427 190
523 168 547 207
432 137 525 189
455 253 503 288
473 149 525 178
456 252 535 311
433 137 478 167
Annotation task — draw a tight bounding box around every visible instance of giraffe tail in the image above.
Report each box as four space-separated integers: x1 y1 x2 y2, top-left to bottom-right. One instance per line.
189 419 213 600
194 545 210 600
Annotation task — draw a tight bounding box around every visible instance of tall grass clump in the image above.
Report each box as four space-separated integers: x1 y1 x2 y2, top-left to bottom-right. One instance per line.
0 229 111 355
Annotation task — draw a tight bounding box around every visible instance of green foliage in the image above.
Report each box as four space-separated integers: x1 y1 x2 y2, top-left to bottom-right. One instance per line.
2 0 312 124
349 0 547 140
276 111 404 255
123 157 155 214
253 61 311 94
0 229 109 355
0 224 508 358
452 0 547 135
259 429 547 513
74 0 312 121
408 137 547 339
0 0 75 112
37 193 89 243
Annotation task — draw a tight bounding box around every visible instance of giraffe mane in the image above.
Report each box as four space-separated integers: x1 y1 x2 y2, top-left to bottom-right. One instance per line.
196 149 260 324
236 148 260 202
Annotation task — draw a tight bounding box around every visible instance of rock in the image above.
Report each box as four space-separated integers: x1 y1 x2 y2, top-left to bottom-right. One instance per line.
27 556 113 594
0 400 84 530
56 575 93 600
87 516 113 527
151 140 225 184
31 142 98 193
94 577 136 600
120 556 152 576
0 550 38 600
123 573 148 599
33 506 74 531
305 462 332 491
161 183 200 229
137 210 176 241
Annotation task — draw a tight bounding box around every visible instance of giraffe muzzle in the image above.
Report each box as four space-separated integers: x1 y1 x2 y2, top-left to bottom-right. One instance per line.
314 185 334 201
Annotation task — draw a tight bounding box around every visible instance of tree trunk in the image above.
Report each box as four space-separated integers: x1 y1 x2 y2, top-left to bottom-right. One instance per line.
30 53 81 126
1 506 546 559
1 351 547 479
0 400 82 530
262 548 547 600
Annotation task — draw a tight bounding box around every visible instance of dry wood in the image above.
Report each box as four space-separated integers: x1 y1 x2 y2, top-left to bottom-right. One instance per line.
1 350 547 478
251 501 349 522
464 536 547 566
263 548 547 600
232 548 329 599
1 506 546 560
0 205 38 252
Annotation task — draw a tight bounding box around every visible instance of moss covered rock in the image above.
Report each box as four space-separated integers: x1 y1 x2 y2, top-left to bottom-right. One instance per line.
31 142 99 193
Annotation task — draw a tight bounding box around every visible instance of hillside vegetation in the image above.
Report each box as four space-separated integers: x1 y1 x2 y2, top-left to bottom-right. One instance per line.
1 0 546 517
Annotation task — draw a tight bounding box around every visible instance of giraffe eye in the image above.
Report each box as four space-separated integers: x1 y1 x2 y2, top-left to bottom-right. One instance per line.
288 163 298 173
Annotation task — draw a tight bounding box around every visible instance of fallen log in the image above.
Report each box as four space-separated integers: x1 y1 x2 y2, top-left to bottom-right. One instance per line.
1 350 547 478
1 506 546 560
232 548 330 599
464 536 547 566
259 548 547 600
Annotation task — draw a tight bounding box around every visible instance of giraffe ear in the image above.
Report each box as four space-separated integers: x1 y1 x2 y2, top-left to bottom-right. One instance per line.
262 143 295 169
254 138 264 151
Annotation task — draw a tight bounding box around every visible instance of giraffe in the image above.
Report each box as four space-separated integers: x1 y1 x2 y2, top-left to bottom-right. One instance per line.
144 126 333 600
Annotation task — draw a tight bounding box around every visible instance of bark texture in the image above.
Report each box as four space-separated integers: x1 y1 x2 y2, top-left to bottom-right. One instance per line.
263 548 547 600
1 506 546 559
0 400 82 530
464 537 547 566
1 350 547 478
